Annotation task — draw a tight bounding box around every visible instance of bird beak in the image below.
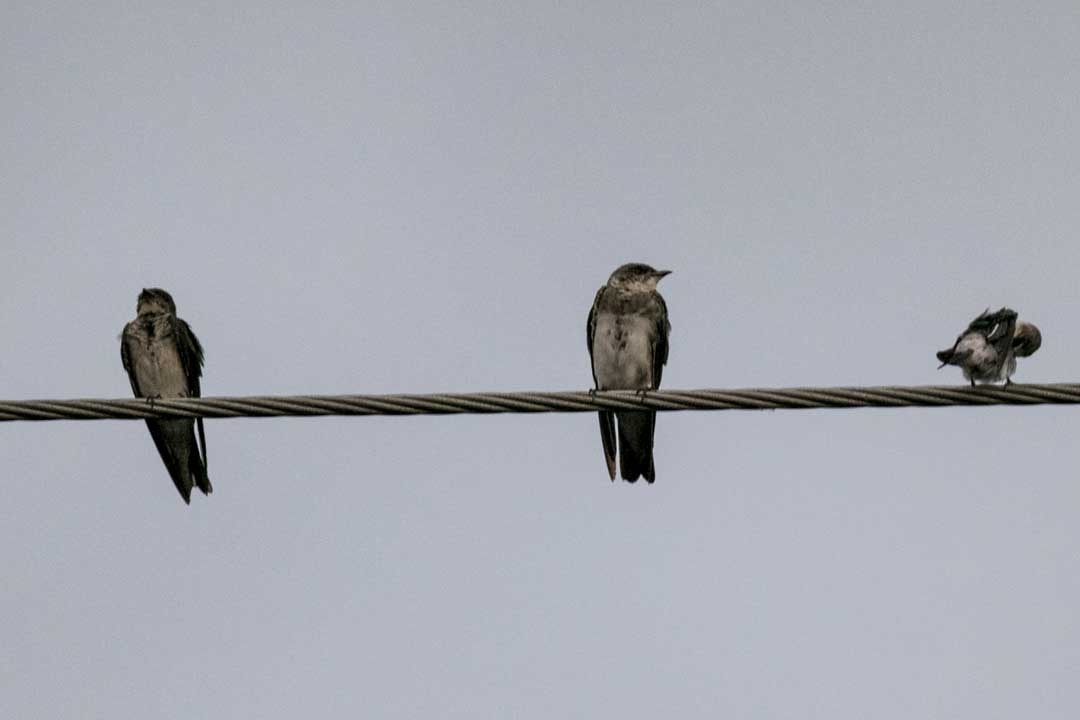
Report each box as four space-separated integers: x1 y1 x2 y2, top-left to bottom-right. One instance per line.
654 270 672 279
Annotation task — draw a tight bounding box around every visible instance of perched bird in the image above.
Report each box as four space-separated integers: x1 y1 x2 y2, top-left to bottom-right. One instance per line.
121 288 211 503
936 307 1042 386
587 263 672 483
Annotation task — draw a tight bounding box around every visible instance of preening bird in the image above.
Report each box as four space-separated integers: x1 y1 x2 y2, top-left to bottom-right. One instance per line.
936 307 1041 386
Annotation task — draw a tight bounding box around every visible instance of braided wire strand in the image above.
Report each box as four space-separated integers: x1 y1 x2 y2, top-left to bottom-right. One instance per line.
1 383 1078 422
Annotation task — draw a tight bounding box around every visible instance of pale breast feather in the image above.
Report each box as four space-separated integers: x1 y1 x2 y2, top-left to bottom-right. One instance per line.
590 311 655 390
125 316 191 398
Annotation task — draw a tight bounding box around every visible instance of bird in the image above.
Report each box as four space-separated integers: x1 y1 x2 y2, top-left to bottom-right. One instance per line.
120 288 211 503
587 263 672 483
935 307 1042 386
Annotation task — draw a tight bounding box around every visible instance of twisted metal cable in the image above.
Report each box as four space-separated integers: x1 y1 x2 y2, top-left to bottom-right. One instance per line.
2 383 1079 422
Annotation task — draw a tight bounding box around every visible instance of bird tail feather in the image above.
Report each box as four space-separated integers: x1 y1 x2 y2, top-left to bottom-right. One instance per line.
616 411 656 483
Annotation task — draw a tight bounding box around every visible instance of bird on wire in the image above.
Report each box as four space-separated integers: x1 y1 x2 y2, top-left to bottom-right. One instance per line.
587 263 672 483
936 307 1041 387
121 288 212 504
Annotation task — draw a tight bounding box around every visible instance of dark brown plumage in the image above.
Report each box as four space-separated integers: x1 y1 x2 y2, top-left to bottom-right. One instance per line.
120 288 211 504
587 264 671 483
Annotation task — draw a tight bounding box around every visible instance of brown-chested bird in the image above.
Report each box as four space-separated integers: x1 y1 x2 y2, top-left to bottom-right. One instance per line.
936 307 1042 386
587 263 672 483
121 288 211 503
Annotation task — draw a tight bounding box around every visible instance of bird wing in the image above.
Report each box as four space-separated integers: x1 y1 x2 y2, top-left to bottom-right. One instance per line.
597 411 617 481
586 285 606 388
172 317 205 396
172 316 208 472
651 293 671 390
980 308 1018 357
966 307 1016 339
586 285 616 480
120 324 142 397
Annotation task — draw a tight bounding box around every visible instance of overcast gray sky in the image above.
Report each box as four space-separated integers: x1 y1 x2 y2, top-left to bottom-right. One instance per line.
4 1 1080 717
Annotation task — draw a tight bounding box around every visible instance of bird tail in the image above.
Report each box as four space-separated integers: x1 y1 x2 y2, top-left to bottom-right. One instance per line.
190 452 212 497
616 411 656 483
145 420 194 504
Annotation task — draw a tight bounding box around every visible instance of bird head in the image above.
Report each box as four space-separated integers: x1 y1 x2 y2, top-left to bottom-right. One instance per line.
1013 321 1042 357
137 287 177 316
607 263 672 291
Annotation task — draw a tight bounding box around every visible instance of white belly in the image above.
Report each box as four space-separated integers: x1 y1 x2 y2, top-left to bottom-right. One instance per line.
592 313 653 390
129 338 189 398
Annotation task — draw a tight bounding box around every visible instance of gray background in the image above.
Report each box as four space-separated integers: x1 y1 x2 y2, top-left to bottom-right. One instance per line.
3 1 1080 717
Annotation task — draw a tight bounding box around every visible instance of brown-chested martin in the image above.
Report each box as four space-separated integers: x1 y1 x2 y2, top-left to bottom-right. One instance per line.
121 288 211 504
936 307 1042 386
587 263 672 483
